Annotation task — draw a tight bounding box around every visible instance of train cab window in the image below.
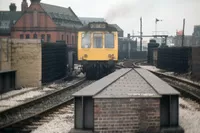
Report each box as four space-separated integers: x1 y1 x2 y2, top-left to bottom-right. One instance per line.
105 33 114 48
93 33 103 48
82 33 91 48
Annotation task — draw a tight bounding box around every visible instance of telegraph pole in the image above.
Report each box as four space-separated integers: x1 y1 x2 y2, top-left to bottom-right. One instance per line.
181 18 185 47
128 33 131 59
140 17 143 51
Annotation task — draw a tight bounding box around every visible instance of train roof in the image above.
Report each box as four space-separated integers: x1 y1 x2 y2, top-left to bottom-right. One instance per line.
78 22 118 32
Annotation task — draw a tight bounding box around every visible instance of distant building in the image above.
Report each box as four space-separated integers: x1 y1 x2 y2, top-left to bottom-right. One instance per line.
0 0 83 47
79 17 124 37
173 35 193 47
192 25 200 46
173 25 200 47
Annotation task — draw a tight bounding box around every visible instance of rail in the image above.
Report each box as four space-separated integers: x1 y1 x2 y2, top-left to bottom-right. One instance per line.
0 78 87 129
133 62 200 102
150 71 200 102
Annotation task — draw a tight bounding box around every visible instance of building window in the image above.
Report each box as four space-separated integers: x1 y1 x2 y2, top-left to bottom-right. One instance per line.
196 40 200 45
41 34 45 41
26 34 30 39
66 35 69 44
33 33 37 39
72 36 74 44
47 34 51 42
62 35 64 40
20 34 24 39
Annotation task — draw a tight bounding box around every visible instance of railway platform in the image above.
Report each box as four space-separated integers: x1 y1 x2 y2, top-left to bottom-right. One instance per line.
71 68 184 133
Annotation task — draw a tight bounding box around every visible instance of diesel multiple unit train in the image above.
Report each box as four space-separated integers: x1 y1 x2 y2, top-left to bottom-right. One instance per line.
77 22 119 79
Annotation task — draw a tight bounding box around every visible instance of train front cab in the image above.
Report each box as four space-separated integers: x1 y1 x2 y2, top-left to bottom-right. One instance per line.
78 31 118 79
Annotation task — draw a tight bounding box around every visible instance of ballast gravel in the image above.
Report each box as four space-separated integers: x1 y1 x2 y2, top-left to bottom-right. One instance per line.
31 104 74 133
0 91 46 111
31 98 200 133
179 98 200 133
0 77 84 112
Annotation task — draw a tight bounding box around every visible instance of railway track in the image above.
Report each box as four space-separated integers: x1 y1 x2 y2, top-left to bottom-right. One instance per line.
0 79 94 132
150 71 200 102
1 101 74 133
116 59 146 69
133 62 200 103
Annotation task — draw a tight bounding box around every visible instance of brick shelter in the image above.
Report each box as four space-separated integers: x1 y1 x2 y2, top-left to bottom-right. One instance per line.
72 68 182 133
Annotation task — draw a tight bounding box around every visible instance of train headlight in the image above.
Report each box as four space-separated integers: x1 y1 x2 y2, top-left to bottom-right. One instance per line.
83 54 88 58
108 54 115 60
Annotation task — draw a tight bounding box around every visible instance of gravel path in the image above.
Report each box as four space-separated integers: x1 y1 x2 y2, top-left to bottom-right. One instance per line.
179 98 200 133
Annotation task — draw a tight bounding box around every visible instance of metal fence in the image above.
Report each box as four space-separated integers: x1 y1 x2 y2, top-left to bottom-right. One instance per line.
42 42 67 84
155 47 192 73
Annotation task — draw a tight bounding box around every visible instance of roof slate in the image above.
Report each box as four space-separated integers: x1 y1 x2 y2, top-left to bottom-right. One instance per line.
94 69 160 98
135 68 180 95
0 11 22 35
40 3 82 28
73 68 132 97
0 3 83 35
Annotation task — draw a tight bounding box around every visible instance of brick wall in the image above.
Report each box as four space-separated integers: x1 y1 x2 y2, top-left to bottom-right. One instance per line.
0 39 42 88
94 98 160 133
42 42 67 84
11 39 42 88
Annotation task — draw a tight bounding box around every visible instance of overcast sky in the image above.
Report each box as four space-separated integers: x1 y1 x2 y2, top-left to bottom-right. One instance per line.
0 0 200 36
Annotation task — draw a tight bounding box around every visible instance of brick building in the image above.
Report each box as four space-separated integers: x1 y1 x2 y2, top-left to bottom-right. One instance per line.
0 0 83 47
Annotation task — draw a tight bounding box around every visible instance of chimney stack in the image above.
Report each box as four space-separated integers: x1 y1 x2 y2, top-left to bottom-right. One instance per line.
9 3 17 12
21 0 28 12
30 0 41 3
